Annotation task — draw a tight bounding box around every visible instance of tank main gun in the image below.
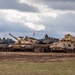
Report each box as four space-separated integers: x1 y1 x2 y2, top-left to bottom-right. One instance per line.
9 33 33 45
9 33 21 44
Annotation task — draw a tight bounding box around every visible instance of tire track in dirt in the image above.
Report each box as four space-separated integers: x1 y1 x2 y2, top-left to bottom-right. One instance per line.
0 52 75 62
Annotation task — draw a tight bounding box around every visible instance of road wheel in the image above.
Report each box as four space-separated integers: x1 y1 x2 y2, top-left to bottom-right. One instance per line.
0 48 2 52
68 49 74 53
34 47 44 52
73 48 75 53
2 48 6 52
65 49 73 53
70 49 74 53
64 49 69 53
44 47 50 52
6 48 9 52
8 48 14 52
0 49 3 52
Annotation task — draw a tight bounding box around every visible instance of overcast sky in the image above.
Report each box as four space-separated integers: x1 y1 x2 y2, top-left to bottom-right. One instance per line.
0 0 75 39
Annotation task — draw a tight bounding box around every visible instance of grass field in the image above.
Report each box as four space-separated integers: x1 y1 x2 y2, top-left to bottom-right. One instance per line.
0 60 75 75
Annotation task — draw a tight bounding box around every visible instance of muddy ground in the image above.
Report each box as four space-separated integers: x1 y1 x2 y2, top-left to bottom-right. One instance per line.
0 52 75 63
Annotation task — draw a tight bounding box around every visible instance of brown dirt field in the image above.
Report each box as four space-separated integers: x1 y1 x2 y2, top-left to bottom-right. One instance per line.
0 52 75 63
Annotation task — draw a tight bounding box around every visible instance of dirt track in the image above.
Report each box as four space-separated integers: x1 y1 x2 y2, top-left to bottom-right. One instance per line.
0 52 75 62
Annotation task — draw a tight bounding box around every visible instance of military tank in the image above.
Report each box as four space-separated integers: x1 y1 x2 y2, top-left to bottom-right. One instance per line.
39 34 59 44
8 33 50 52
8 33 38 51
0 37 15 52
50 34 75 53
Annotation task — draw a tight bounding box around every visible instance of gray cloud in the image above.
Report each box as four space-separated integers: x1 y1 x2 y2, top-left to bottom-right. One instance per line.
40 13 75 38
36 0 75 10
0 0 75 38
0 22 29 33
1 12 75 38
0 20 45 38
46 2 75 10
42 0 75 2
0 0 74 12
0 0 38 12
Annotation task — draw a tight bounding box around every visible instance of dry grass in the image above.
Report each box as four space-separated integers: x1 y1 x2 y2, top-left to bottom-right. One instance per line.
0 60 75 75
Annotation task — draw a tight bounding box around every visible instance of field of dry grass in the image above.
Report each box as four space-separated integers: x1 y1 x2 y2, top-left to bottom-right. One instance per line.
0 52 75 75
0 61 75 75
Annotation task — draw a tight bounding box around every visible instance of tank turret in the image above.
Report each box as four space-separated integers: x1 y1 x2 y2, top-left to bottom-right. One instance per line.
61 34 75 42
39 34 59 44
50 34 75 53
9 33 38 45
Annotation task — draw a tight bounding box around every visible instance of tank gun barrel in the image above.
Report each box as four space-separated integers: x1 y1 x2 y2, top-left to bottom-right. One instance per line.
9 33 20 41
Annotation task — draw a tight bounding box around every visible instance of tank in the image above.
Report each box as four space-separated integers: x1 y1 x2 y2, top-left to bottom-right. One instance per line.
8 33 50 52
0 37 15 52
8 33 40 51
50 34 75 53
39 34 59 44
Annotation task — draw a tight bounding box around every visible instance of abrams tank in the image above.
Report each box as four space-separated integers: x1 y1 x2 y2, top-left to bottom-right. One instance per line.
50 34 75 53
